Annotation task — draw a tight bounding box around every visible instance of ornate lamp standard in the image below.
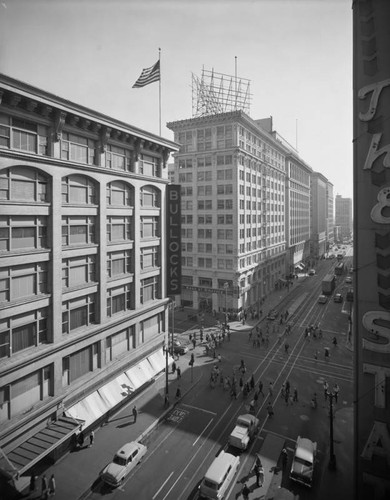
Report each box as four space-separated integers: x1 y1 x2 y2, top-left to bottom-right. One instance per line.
223 282 229 328
326 388 338 470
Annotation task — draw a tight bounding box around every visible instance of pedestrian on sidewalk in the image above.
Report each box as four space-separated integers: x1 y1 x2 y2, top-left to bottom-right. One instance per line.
49 474 56 497
132 405 138 423
242 483 250 500
284 342 289 354
281 447 288 469
293 387 298 402
78 430 84 448
171 360 177 374
250 374 255 391
268 381 273 398
258 380 264 397
254 463 262 487
177 366 181 379
176 386 181 398
89 430 94 447
29 473 36 493
41 474 48 499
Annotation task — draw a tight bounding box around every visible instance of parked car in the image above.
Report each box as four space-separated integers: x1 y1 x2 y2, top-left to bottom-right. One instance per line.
333 293 343 303
290 436 317 487
228 414 259 450
345 276 352 284
318 294 327 304
100 441 147 487
169 339 189 355
308 269 316 276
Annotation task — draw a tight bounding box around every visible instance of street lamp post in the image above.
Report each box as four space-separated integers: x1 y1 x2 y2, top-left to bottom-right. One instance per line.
326 390 337 470
223 282 229 328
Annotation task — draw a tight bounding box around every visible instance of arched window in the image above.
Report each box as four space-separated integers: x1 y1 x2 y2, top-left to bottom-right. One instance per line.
106 181 132 206
140 186 159 208
62 175 97 205
0 167 49 202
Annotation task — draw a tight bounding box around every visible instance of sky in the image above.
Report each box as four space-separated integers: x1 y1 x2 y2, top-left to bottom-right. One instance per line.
0 0 353 198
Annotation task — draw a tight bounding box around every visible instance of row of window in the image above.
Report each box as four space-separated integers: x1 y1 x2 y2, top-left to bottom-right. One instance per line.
0 247 158 303
0 314 162 421
0 276 160 359
0 215 159 252
0 114 161 176
0 167 160 207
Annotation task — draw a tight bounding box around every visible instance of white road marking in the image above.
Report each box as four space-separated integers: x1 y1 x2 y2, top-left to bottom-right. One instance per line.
181 403 217 415
193 417 214 446
153 471 174 499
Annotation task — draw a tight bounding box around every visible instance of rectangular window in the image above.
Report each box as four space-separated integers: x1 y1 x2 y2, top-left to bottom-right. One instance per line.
107 250 131 278
62 216 96 246
0 309 48 358
140 247 158 270
0 262 48 301
140 217 158 239
0 216 48 252
106 145 132 171
61 132 95 165
0 114 49 155
106 216 131 243
62 256 96 288
62 294 96 334
139 154 159 177
107 285 131 317
140 276 158 303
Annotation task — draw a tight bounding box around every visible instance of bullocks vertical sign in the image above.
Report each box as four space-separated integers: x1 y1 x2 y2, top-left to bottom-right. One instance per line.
166 185 182 295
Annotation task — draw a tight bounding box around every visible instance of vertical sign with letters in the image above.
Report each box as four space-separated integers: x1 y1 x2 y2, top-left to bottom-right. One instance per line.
166 185 182 295
354 1 390 497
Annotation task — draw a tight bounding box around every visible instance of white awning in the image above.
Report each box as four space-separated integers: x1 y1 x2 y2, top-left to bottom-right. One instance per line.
65 349 170 428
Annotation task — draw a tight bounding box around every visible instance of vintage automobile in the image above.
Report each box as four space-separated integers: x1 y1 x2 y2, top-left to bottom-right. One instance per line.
290 436 317 487
100 441 147 487
318 294 327 304
169 339 189 355
333 293 343 303
228 414 259 450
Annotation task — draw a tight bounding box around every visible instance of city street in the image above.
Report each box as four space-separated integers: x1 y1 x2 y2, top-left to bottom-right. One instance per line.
69 255 354 500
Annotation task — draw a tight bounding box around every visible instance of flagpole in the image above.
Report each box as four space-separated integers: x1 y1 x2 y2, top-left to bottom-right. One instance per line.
159 47 161 136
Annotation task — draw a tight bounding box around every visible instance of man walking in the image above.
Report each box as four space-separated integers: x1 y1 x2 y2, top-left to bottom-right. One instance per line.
132 405 138 423
89 430 94 447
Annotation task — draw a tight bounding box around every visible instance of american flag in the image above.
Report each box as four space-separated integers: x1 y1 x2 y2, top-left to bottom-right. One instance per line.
132 60 160 88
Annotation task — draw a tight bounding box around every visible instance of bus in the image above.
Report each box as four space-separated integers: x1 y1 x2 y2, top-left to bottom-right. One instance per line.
335 262 344 275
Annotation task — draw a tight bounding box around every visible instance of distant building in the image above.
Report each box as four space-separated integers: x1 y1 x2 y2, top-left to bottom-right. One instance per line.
326 181 335 248
335 194 352 241
0 74 178 479
310 172 328 262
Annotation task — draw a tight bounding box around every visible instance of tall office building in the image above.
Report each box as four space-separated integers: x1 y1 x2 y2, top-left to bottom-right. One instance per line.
284 152 312 274
0 74 178 479
167 111 294 317
335 194 353 241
